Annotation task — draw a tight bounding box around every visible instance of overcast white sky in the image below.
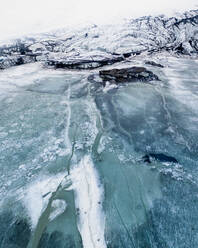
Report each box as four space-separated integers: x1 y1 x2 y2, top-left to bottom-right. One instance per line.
0 0 197 41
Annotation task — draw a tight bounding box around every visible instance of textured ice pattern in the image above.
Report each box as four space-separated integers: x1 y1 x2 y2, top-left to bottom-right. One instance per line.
0 10 198 248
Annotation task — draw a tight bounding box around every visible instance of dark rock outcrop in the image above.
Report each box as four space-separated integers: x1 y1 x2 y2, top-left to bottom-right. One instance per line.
0 55 36 69
46 54 124 70
143 153 178 164
145 61 164 68
99 67 160 84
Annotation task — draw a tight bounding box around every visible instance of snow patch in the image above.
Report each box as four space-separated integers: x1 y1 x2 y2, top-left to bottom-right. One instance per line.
70 155 106 248
23 174 65 228
103 82 118 93
49 199 67 221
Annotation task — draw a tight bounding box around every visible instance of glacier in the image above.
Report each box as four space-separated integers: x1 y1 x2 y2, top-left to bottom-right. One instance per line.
0 9 198 248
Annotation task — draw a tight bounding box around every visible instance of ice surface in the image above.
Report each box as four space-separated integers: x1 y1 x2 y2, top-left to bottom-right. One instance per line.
0 55 198 247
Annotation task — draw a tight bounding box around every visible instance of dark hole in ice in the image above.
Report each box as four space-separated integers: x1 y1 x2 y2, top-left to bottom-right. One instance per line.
143 153 178 164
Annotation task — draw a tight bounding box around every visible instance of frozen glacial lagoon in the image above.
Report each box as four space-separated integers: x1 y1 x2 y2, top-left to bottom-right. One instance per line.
0 56 198 248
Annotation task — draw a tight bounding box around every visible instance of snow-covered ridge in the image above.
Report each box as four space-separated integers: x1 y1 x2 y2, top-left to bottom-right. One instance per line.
0 9 198 70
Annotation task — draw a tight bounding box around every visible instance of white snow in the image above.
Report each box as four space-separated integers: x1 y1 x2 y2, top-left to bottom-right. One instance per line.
23 173 65 228
49 199 67 221
70 155 106 248
0 1 197 41
103 82 118 93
